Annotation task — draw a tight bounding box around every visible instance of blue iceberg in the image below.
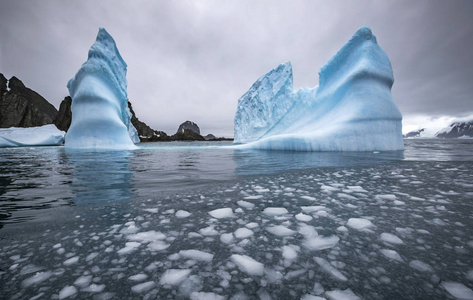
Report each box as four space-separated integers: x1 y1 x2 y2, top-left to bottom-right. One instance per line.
234 27 403 151
66 28 138 149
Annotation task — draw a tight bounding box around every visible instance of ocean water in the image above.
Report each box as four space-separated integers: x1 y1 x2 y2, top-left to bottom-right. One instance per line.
0 139 472 299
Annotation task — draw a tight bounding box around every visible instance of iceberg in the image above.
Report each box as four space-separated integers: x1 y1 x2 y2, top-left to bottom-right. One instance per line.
234 27 403 151
66 28 138 149
0 124 64 148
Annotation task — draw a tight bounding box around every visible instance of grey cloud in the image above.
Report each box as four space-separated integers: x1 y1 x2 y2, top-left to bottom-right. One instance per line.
1 0 472 136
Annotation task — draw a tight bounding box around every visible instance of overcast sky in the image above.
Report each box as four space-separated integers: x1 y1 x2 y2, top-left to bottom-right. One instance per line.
1 0 472 136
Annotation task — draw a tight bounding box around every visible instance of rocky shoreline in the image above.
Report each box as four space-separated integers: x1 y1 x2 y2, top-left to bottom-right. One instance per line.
0 73 232 143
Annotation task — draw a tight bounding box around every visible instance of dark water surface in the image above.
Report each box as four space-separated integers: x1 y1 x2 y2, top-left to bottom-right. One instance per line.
0 139 472 299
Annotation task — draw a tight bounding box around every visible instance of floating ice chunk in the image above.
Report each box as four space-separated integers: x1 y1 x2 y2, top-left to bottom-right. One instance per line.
147 241 170 251
314 257 347 281
58 286 77 299
200 226 219 236
346 218 373 230
282 246 298 260
82 284 105 293
131 281 156 293
63 256 79 266
86 252 99 262
347 186 368 193
179 250 214 262
244 195 263 200
117 242 141 255
190 292 225 300
234 228 254 239
304 235 340 250
74 275 92 287
160 269 192 286
301 294 325 300
380 249 404 262
377 194 397 200
120 222 139 234
337 226 348 232
143 208 159 213
409 260 433 272
301 195 317 201
237 200 255 209
231 254 264 276
209 208 234 219
129 274 148 281
380 233 403 244
266 225 296 237
301 206 326 213
176 210 191 218
127 231 166 242
296 213 313 222
325 288 360 300
442 282 473 299
0 125 65 148
220 233 234 244
262 207 288 216
21 271 53 288
246 222 259 229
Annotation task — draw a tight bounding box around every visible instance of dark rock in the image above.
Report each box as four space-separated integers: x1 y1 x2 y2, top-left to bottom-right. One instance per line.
172 129 205 141
0 75 58 128
127 101 171 141
404 128 425 138
176 121 200 135
204 134 216 140
54 96 72 132
436 121 473 138
0 73 7 96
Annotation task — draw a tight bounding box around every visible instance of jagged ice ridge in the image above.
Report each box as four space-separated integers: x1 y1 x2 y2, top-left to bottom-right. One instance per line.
234 27 403 151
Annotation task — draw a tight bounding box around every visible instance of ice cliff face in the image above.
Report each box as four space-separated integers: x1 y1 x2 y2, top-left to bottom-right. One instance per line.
234 27 403 151
66 28 139 149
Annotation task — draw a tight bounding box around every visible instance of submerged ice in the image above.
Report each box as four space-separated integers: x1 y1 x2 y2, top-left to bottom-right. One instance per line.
234 27 403 151
0 125 64 148
65 28 138 149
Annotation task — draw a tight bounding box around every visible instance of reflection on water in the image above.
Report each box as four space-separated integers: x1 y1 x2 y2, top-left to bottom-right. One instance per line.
64 149 134 205
1 139 473 227
233 149 404 175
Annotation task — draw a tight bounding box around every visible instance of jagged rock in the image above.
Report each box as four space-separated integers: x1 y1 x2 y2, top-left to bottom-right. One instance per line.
0 73 7 96
0 74 58 128
437 121 473 138
176 121 200 135
204 134 216 140
172 129 205 141
54 96 72 132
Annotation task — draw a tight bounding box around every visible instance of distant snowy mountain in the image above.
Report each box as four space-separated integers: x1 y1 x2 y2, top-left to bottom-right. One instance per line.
404 120 473 139
436 121 473 138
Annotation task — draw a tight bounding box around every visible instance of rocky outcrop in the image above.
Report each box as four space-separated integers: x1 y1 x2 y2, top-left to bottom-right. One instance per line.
176 121 200 135
437 121 473 138
127 101 171 141
54 96 72 132
204 134 216 140
172 129 205 141
0 74 58 128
